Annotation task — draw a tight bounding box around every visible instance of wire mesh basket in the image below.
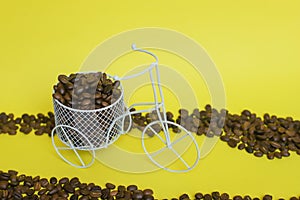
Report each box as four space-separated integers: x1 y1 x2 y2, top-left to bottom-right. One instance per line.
52 81 127 150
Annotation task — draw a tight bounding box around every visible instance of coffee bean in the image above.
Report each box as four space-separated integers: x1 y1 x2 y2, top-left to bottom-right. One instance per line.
118 185 126 192
144 195 155 200
269 141 281 149
89 191 101 198
105 182 115 190
290 197 298 200
195 193 204 200
53 92 65 104
281 150 290 157
245 146 253 154
212 192 220 200
233 196 243 200
263 195 272 200
80 189 90 196
58 84 66 95
254 151 263 157
14 191 23 200
228 139 237 148
274 152 282 159
244 195 252 200
204 194 212 200
0 180 8 189
49 177 57 184
26 188 35 196
179 109 189 119
63 183 75 193
220 135 230 142
59 177 69 185
143 189 154 196
180 194 190 200
58 75 70 84
40 178 49 188
101 101 109 107
113 80 120 88
133 190 144 199
127 184 138 191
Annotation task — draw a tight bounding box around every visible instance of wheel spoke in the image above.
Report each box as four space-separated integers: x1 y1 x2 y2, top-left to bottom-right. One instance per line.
170 133 189 147
170 148 190 169
149 126 166 144
150 146 168 157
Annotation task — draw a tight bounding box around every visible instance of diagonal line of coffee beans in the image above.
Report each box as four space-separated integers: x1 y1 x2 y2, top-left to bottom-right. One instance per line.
0 170 298 200
1 104 300 159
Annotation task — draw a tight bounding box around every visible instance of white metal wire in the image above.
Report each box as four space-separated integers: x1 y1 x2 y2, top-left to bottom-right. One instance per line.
52 44 201 172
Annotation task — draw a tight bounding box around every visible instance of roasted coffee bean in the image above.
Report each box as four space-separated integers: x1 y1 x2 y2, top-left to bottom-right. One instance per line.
89 191 101 198
290 197 298 200
50 177 57 184
63 183 75 193
245 146 254 154
133 190 144 199
144 195 155 200
227 139 237 148
233 196 243 200
267 152 275 160
281 150 290 157
0 180 8 189
70 194 79 200
38 189 47 195
180 194 190 200
143 189 154 196
118 185 126 192
274 152 282 159
13 191 22 200
244 195 252 200
26 188 35 196
204 194 212 200
195 193 204 200
220 193 229 200
220 135 230 142
212 192 220 200
101 101 109 107
58 75 69 84
269 141 281 149
105 182 115 190
254 151 263 157
263 195 272 200
53 92 65 104
113 80 120 88
57 84 66 95
127 184 138 191
80 189 90 196
101 188 110 199
40 178 49 188
59 177 69 185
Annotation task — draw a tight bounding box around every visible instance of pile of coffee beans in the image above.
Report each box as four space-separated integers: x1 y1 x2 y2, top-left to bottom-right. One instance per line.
0 170 154 200
1 170 299 200
52 72 122 110
0 112 55 136
220 109 300 159
127 105 300 160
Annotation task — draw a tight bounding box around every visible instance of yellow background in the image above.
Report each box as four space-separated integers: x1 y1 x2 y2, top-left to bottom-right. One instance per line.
1 0 300 199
